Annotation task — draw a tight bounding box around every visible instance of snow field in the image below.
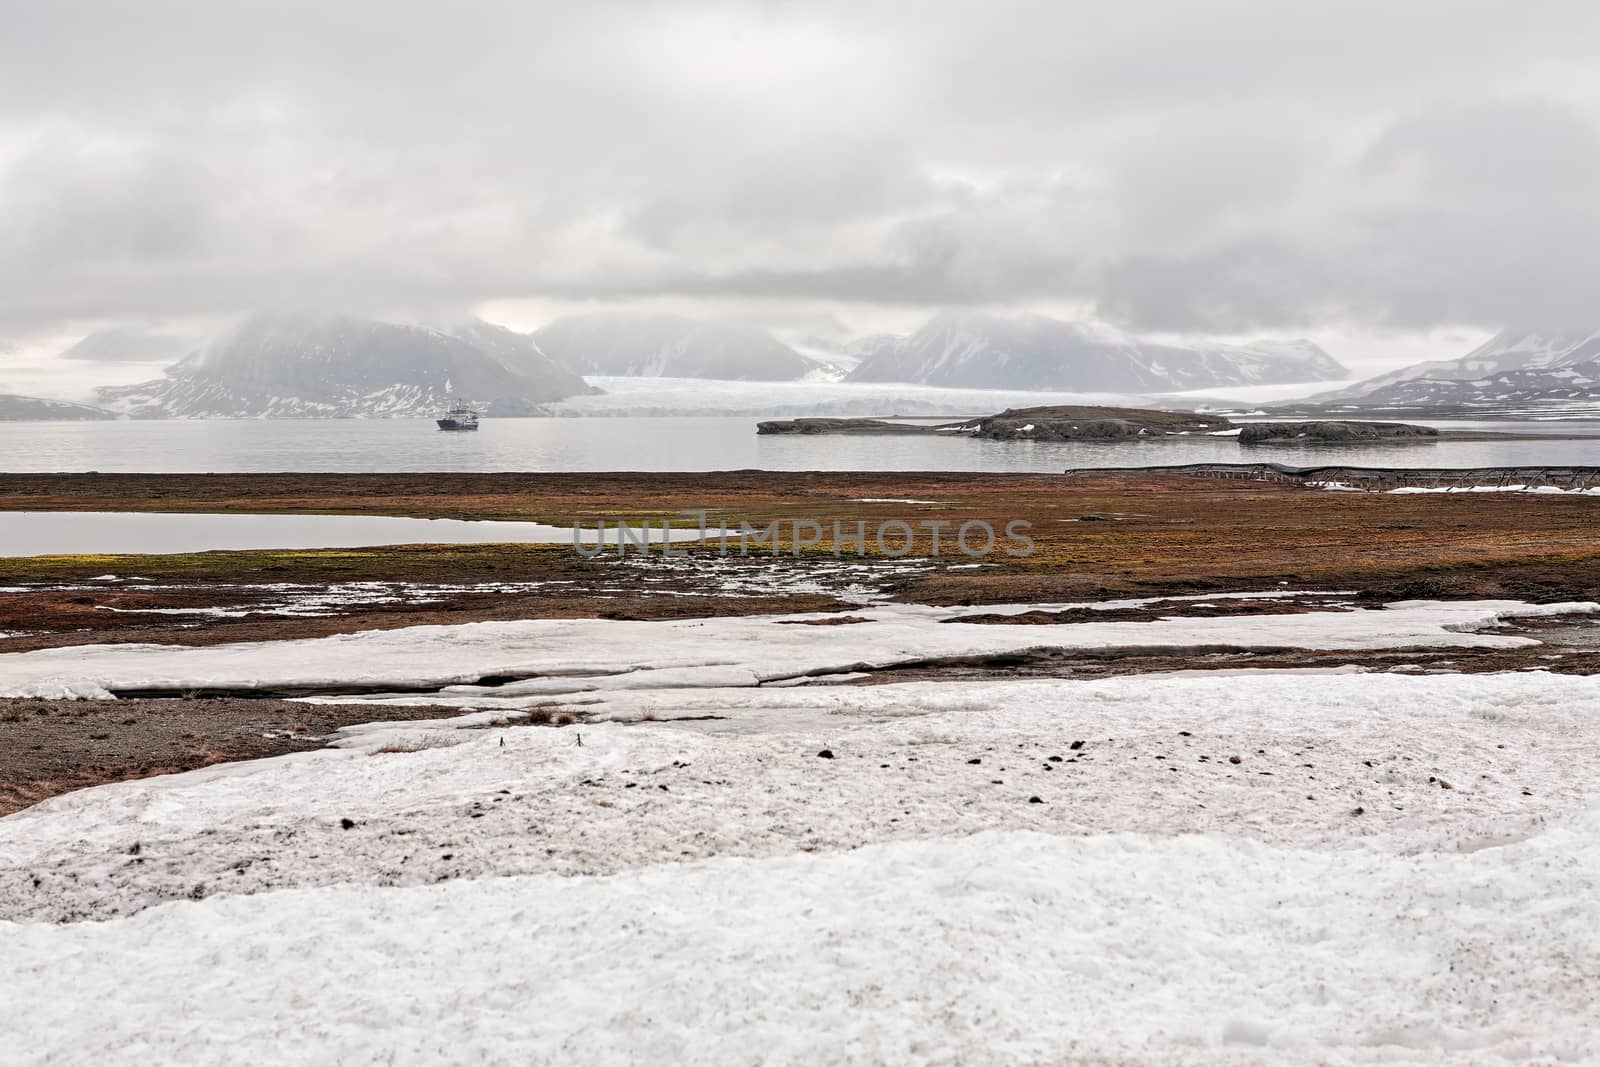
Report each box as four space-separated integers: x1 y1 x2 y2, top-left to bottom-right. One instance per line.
0 597 1588 700
4 672 1598 923
3 821 1598 1063
5 601 1600 1062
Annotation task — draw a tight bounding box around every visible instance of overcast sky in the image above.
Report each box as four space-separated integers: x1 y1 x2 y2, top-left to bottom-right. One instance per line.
2 0 1597 370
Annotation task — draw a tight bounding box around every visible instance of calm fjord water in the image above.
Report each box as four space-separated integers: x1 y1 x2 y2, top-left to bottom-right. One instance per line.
6 416 1600 473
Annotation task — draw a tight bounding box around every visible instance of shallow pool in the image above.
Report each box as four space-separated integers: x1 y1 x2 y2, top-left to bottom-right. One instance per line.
0 511 698 558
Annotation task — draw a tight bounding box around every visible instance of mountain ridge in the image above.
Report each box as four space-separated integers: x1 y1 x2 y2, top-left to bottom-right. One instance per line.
1309 328 1600 409
846 312 1347 391
533 313 815 380
0 393 119 421
97 312 596 418
59 330 196 363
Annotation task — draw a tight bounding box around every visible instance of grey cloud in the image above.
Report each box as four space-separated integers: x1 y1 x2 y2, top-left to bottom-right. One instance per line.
1096 95 1600 332
2 1 1599 339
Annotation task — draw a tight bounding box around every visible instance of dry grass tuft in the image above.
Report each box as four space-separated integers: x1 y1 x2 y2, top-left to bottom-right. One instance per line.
370 736 459 755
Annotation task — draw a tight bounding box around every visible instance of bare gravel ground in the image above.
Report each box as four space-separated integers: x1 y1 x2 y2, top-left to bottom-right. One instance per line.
0 698 463 816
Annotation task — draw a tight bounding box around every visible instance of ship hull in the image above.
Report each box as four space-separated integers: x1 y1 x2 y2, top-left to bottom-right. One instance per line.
436 418 478 431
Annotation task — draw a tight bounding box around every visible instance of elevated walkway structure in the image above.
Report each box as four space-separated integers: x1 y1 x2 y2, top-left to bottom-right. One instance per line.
1063 463 1600 491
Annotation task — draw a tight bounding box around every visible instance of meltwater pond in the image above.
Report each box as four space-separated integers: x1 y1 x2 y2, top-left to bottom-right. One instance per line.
0 512 699 558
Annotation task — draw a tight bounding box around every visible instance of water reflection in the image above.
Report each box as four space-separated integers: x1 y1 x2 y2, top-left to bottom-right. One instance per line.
5 416 1600 473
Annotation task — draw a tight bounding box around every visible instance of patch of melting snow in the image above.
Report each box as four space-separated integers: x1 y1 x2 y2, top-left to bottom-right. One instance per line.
760 670 872 687
6 557 938 622
0 594 1589 701
614 554 934 604
82 579 567 619
935 589 1357 617
849 498 950 505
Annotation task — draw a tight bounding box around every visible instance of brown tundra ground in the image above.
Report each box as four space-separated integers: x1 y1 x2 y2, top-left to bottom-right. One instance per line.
5 469 1600 812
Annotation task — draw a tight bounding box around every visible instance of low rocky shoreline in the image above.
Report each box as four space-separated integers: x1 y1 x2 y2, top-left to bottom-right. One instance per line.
1237 420 1438 445
757 404 1439 443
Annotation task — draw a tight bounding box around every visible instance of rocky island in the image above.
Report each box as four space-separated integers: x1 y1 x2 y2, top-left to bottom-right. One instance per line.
758 405 1436 444
754 417 933 435
758 405 1234 441
1237 420 1439 445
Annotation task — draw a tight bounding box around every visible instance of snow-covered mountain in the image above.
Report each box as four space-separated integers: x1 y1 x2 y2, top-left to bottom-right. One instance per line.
786 335 873 382
434 318 582 383
846 313 1347 391
97 312 595 418
0 394 117 420
58 329 195 363
844 333 907 365
1311 329 1600 409
533 314 815 380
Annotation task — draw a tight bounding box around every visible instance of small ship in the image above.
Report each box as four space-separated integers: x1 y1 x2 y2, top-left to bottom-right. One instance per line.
436 400 480 432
